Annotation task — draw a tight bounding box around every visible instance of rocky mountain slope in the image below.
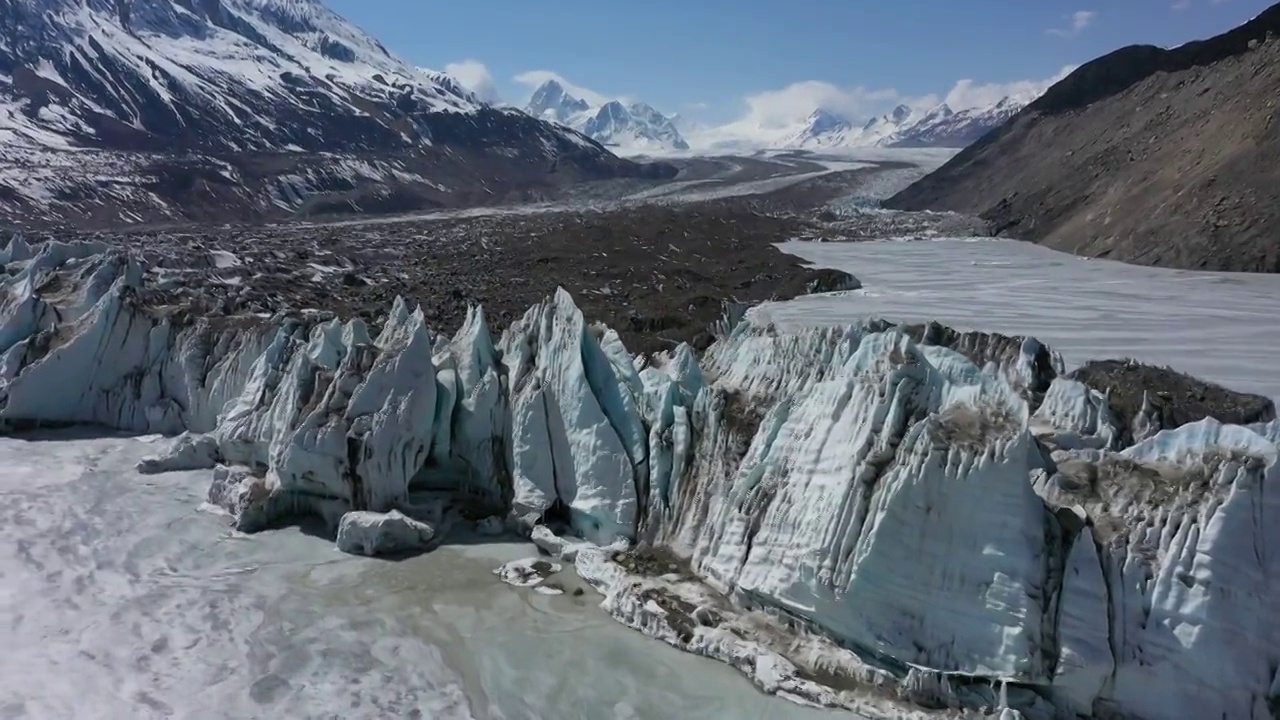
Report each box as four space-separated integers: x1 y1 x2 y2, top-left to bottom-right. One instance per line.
785 96 1028 149
885 5 1280 272
0 0 671 227
525 79 689 152
2 234 1277 719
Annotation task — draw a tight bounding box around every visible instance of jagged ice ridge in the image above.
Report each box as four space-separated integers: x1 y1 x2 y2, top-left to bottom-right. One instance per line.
0 235 1276 719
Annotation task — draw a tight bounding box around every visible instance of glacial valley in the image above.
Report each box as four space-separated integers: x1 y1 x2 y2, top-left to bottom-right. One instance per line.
1 157 1277 718
3 1 1279 718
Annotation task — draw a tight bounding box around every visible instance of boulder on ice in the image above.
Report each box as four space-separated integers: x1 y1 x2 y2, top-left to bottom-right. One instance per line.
336 510 437 557
494 557 563 588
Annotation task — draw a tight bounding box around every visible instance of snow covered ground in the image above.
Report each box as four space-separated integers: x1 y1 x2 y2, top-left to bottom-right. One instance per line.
0 432 846 719
756 237 1280 400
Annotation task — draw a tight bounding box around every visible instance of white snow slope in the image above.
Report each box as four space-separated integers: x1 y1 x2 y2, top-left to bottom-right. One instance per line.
2 235 1277 719
525 79 689 153
0 0 486 152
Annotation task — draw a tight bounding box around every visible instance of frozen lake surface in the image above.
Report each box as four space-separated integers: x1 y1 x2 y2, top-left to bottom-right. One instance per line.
0 432 845 719
756 238 1280 401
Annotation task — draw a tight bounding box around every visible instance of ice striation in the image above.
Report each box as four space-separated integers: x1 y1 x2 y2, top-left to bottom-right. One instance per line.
1 235 1277 719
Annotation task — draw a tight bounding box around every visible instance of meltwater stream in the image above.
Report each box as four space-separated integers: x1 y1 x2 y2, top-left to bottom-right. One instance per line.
756 238 1280 401
0 433 843 720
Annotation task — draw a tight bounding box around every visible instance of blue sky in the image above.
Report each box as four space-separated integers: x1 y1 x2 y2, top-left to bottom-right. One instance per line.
328 0 1272 127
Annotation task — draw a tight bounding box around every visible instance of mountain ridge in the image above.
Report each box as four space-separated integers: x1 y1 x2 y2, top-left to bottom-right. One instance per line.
524 79 689 153
0 0 673 227
784 96 1029 150
885 3 1280 272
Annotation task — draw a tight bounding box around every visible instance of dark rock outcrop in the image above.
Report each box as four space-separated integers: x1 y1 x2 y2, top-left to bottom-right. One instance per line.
1069 359 1276 442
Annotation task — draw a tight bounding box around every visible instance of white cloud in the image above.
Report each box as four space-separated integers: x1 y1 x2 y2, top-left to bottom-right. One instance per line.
679 81 907 149
443 59 501 104
492 61 1072 152
735 69 1071 128
943 65 1077 109
512 70 613 106
1048 10 1097 37
1172 0 1191 10
687 66 1075 150
732 81 904 131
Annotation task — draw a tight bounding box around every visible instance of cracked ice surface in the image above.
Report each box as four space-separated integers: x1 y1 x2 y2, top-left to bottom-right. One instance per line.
1 235 1277 718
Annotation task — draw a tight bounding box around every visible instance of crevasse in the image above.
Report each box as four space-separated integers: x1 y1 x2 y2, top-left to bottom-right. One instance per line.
1 237 1276 719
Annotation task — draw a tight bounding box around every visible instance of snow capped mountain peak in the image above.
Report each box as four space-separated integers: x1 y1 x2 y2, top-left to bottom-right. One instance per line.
862 104 916 132
992 96 1023 112
923 103 955 120
522 83 688 153
415 68 484 107
597 99 628 120
786 102 919 149
527 79 590 122
625 101 666 123
781 108 856 148
785 93 1034 150
0 0 492 154
804 108 852 135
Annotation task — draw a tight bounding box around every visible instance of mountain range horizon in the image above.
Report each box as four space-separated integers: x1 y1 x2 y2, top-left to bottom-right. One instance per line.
498 76 1038 154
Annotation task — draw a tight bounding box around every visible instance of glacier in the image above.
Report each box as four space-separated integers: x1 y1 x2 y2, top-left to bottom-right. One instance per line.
1 235 1276 719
